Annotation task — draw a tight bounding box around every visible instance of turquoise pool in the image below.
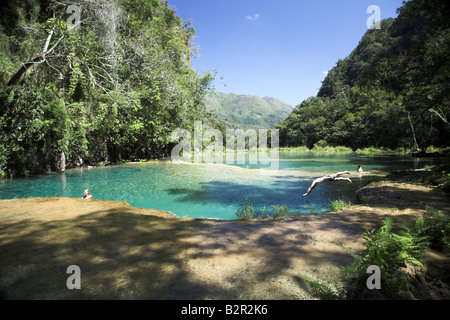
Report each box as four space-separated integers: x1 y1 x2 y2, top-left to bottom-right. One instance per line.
0 152 440 220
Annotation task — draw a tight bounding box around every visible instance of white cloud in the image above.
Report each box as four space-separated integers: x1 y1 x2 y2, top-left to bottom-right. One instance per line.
322 70 329 76
245 13 260 21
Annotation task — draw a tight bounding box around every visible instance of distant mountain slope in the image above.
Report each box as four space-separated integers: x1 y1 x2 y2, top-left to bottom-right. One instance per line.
204 91 293 130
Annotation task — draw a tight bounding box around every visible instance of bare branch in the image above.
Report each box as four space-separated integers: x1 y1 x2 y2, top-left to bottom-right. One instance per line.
45 59 64 79
429 108 449 126
43 11 65 53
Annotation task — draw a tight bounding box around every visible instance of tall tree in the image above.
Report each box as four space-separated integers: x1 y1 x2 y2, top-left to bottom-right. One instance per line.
0 0 214 176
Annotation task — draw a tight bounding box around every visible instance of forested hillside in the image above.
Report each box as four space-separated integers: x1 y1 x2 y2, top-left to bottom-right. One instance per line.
276 0 450 151
2 0 449 178
204 91 292 130
0 0 214 176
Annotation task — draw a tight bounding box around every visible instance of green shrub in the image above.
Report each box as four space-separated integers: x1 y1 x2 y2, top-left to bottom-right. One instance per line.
258 206 270 218
301 216 430 300
330 199 352 212
429 165 450 193
235 196 255 220
334 146 353 152
279 146 310 152
312 142 352 152
355 147 395 153
313 140 328 149
426 145 439 153
409 205 450 250
356 218 428 270
425 146 450 154
271 205 290 218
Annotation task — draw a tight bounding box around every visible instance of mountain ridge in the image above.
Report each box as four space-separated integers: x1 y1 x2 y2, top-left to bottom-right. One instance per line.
204 91 293 130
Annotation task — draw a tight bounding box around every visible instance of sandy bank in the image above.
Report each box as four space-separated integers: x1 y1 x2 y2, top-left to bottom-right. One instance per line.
0 181 449 300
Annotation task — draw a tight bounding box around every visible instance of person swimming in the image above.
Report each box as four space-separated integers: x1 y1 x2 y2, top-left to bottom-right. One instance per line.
303 171 352 196
83 189 93 199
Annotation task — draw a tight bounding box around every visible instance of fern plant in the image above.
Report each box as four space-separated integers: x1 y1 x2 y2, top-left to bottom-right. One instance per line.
359 218 428 270
301 217 431 300
409 205 450 250
298 273 345 300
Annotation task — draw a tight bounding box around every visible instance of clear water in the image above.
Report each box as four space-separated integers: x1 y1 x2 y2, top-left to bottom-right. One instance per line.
0 152 441 220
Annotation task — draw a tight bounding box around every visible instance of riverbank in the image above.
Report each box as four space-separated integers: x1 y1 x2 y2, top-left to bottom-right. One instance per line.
3 145 448 180
0 172 448 300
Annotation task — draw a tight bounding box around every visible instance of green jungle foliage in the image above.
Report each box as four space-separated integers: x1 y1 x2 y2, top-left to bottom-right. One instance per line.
0 0 214 176
301 206 449 300
2 0 449 177
276 0 450 152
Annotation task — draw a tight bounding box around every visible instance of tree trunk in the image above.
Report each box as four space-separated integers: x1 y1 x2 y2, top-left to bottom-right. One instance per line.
407 112 420 151
5 56 45 87
59 151 66 173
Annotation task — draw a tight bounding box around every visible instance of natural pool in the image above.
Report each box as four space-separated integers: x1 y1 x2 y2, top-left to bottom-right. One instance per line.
0 152 442 220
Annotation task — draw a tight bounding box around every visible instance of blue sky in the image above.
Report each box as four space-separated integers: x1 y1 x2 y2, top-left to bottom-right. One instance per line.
168 0 406 107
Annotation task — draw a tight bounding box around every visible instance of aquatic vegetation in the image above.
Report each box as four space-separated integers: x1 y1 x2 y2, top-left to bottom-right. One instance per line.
330 199 352 212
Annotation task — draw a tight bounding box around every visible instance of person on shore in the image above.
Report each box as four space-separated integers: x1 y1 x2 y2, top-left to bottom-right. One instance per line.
357 165 363 173
303 171 352 196
83 189 93 199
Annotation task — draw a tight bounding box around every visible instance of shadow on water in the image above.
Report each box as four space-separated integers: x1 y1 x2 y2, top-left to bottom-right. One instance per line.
166 173 385 215
166 178 306 214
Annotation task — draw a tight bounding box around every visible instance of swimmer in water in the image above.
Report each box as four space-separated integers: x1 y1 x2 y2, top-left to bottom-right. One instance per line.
83 189 93 199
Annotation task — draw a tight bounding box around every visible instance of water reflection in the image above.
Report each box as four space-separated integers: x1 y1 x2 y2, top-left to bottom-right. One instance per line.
61 172 66 193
